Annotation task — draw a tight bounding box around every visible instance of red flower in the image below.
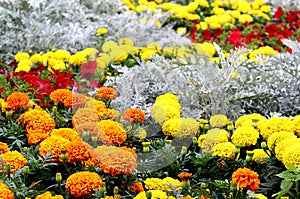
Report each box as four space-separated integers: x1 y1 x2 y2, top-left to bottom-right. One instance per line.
265 24 280 37
190 26 198 42
281 28 293 38
227 30 242 45
286 11 300 23
245 33 260 43
274 7 284 19
80 61 97 79
54 72 73 89
213 28 224 37
202 30 212 40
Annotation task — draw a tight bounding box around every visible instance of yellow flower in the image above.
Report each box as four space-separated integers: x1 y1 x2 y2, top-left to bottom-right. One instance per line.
30 53 43 64
267 131 297 151
200 128 230 152
102 41 118 53
69 51 86 66
238 14 253 23
110 49 128 62
153 106 181 125
231 126 259 147
147 42 162 52
237 2 251 13
194 0 209 7
199 21 208 30
212 142 236 160
54 49 71 61
0 181 14 199
15 59 32 72
177 27 187 35
97 27 108 35
141 49 157 61
252 149 269 164
275 138 300 161
15 52 30 62
118 38 134 46
210 114 228 127
196 42 216 57
134 190 168 199
260 5 271 13
184 2 198 12
35 191 64 199
162 117 199 139
282 143 300 168
0 151 27 173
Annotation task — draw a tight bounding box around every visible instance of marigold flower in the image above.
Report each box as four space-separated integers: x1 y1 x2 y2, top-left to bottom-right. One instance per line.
235 113 266 128
0 142 10 154
178 172 192 181
134 190 168 199
71 93 87 109
231 126 259 147
209 114 228 127
0 181 14 199
66 171 102 197
282 143 300 168
66 140 97 164
162 117 199 139
0 151 27 173
129 181 144 193
212 142 236 160
275 138 300 161
153 105 181 125
200 128 230 152
35 191 64 199
96 87 118 100
6 91 30 109
50 89 73 107
292 115 300 137
85 99 106 110
252 149 269 164
122 108 145 123
74 122 101 136
97 27 108 35
98 120 127 145
96 108 120 120
232 167 260 191
50 128 81 142
94 145 137 176
18 109 55 144
267 131 296 151
72 108 99 127
144 177 182 192
39 135 71 162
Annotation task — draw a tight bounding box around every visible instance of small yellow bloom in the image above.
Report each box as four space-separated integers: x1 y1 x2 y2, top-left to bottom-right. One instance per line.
97 27 108 35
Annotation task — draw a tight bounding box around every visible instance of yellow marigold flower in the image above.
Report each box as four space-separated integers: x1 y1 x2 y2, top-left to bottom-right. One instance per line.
50 128 81 142
184 2 198 12
231 126 259 147
94 145 137 176
199 21 208 30
197 134 207 148
97 27 108 35
267 131 297 151
0 142 10 154
155 92 179 103
15 52 30 62
15 59 32 72
162 177 182 191
69 51 86 66
119 38 134 46
227 10 241 19
98 120 127 145
282 143 300 168
257 116 294 140
35 191 64 199
237 2 251 13
151 98 181 116
201 128 230 152
194 42 216 57
144 178 165 190
238 14 253 23
50 89 73 107
153 106 181 125
141 49 157 61
260 5 271 13
293 115 300 137
134 190 168 199
254 194 268 199
0 181 14 199
249 46 278 59
96 87 118 101
6 91 30 109
39 135 71 162
66 171 102 197
162 117 199 139
213 7 225 15
176 27 187 35
212 142 236 160
72 108 99 127
186 13 200 21
275 138 300 161
0 151 27 173
252 149 269 164
209 114 228 127
54 49 71 61
147 42 162 52
18 109 55 144
194 0 209 7
102 41 118 53
30 53 43 64
235 113 266 128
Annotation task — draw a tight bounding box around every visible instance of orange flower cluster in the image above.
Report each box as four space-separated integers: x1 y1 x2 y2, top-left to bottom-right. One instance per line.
35 191 64 199
178 172 192 181
0 142 10 154
71 93 87 109
72 108 99 127
96 87 118 100
74 122 101 136
129 181 144 193
94 145 137 176
0 151 27 173
0 181 14 199
50 89 72 107
98 120 127 145
66 140 98 165
65 171 102 198
6 91 30 109
85 99 119 119
232 167 260 191
122 108 145 123
18 109 55 144
50 128 81 142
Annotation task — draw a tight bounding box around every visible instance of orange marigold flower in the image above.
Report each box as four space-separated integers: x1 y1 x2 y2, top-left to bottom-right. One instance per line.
0 151 27 174
50 128 81 142
66 140 96 164
94 145 137 176
98 120 127 145
65 171 102 198
129 180 144 193
178 172 192 181
0 181 14 199
6 91 30 109
50 89 73 107
74 122 101 136
0 142 10 154
232 167 260 191
85 99 106 110
72 93 87 109
35 191 64 199
72 108 99 127
39 135 71 162
96 108 119 120
96 87 118 100
122 108 145 123
18 109 55 144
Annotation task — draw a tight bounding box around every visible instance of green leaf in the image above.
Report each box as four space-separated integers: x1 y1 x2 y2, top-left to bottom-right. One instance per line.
280 178 292 190
276 170 294 179
272 179 293 199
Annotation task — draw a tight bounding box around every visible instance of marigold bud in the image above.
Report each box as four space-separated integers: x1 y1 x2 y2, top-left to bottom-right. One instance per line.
56 172 62 184
23 166 29 174
261 141 267 149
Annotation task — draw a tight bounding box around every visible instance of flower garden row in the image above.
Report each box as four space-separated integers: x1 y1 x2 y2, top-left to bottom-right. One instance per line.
0 0 300 199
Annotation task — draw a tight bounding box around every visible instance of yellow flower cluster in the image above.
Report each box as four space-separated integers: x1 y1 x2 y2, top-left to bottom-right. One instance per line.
162 117 199 139
282 143 300 168
249 46 278 63
198 128 230 152
267 131 296 151
275 138 300 161
152 93 181 125
251 149 269 164
144 177 182 192
231 126 259 147
211 142 236 160
235 113 266 128
134 190 168 199
209 114 228 127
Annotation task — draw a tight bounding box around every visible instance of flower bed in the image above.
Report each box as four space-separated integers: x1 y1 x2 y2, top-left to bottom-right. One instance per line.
0 0 300 198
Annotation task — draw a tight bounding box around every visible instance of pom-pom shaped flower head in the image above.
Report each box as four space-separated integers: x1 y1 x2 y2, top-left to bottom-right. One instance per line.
0 181 14 199
232 167 260 191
